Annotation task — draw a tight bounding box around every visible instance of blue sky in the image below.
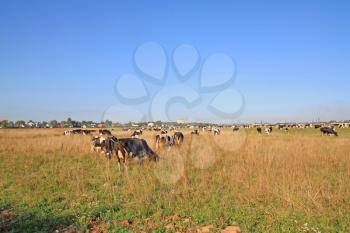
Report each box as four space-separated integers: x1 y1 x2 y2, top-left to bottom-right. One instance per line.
1 0 349 123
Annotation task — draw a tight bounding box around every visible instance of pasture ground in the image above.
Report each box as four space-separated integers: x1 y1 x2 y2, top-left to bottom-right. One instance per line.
0 128 349 232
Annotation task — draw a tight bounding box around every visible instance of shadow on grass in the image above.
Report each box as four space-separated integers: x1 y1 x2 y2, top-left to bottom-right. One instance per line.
0 203 75 233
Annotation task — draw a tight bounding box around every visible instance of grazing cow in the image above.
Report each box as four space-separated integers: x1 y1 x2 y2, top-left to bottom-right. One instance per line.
155 134 174 149
73 129 85 135
265 127 273 135
173 131 184 145
191 129 199 135
81 130 95 135
64 129 89 136
278 125 289 132
118 138 159 161
104 136 128 171
257 127 262 134
90 136 106 153
64 130 72 136
320 127 338 136
232 126 240 132
75 129 90 135
131 129 143 138
64 129 77 135
212 127 221 136
99 129 112 136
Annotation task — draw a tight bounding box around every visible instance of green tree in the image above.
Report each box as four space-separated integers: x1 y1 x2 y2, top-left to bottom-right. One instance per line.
104 120 112 128
0 120 8 128
61 121 67 128
42 121 48 128
50 120 58 128
15 120 26 128
66 118 73 128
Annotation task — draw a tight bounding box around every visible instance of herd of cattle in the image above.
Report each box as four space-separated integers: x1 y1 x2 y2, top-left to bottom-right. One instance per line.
62 124 342 170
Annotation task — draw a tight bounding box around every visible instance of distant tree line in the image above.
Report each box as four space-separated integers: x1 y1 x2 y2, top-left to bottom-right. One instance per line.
1 118 349 129
0 118 116 129
0 118 203 129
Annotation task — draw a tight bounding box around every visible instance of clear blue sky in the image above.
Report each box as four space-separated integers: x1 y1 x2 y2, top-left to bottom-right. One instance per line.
1 0 349 123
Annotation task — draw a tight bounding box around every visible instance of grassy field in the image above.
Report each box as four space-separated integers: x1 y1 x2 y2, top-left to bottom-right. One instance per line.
0 128 350 232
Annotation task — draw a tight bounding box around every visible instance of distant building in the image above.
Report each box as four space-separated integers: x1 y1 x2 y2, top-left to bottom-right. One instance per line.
176 119 186 124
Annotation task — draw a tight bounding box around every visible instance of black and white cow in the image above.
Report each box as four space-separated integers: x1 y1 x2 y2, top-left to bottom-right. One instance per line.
265 127 273 135
118 138 159 161
191 129 199 135
155 134 174 149
320 127 338 136
131 129 143 138
212 127 221 136
65 129 93 136
90 136 106 153
64 130 72 136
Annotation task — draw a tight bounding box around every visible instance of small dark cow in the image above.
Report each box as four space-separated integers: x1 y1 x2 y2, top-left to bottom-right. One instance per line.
191 129 199 135
104 136 128 171
232 126 240 132
320 127 338 136
119 138 159 161
257 127 262 134
173 132 184 145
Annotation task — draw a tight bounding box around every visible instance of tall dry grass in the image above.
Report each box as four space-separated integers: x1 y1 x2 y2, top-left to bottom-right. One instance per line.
0 128 349 232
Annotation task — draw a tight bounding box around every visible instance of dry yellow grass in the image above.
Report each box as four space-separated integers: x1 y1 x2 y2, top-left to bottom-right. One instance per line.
0 128 349 232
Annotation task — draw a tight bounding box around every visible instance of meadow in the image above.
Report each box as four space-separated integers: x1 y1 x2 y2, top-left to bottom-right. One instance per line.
0 128 349 232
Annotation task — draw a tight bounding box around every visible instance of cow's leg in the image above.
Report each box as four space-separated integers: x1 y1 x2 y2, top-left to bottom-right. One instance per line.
123 157 128 171
117 149 126 171
117 158 121 171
